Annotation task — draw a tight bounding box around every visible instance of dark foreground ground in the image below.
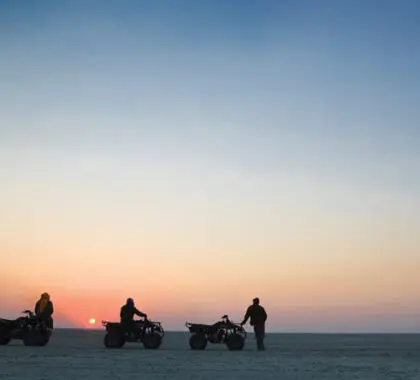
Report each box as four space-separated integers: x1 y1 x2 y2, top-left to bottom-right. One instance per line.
0 330 419 379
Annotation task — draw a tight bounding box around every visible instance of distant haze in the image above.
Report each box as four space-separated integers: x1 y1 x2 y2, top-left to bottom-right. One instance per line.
0 0 419 332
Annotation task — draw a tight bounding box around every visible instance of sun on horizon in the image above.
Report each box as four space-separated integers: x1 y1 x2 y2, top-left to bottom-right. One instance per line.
88 318 96 325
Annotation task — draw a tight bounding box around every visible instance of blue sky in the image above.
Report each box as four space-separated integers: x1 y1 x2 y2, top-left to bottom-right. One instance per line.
1 0 418 208
0 0 419 331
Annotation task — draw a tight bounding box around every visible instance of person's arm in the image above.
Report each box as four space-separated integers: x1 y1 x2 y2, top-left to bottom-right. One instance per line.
134 307 147 318
34 301 40 316
262 307 267 322
120 307 124 319
241 306 252 325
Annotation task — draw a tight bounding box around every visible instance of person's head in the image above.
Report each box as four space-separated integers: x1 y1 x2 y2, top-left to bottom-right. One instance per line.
41 293 50 301
252 297 260 305
126 298 134 307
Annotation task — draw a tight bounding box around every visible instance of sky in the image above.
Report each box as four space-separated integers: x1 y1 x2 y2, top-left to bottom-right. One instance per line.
0 0 419 332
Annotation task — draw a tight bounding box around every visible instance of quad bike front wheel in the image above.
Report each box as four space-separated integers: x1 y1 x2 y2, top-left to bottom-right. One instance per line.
155 326 165 337
23 331 50 347
189 333 207 350
104 331 125 349
226 333 245 351
142 331 162 349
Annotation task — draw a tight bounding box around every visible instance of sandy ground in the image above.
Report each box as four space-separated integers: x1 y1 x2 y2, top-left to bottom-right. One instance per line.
1 330 419 379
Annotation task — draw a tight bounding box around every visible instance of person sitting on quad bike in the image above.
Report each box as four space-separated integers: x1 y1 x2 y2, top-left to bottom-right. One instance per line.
120 298 147 339
34 292 54 329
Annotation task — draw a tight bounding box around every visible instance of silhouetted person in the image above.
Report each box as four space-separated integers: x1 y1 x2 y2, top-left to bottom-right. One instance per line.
241 297 267 350
120 298 147 338
34 292 54 329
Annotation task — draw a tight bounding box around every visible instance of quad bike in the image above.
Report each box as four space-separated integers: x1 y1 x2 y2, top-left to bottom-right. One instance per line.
185 314 247 351
0 310 53 347
102 317 164 349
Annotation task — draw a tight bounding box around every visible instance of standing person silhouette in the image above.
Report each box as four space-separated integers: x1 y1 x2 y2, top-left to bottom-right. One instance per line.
241 297 267 350
34 292 54 329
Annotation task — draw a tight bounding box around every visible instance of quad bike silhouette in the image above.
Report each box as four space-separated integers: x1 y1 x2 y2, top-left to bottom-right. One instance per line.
102 317 164 349
0 310 53 346
185 314 247 351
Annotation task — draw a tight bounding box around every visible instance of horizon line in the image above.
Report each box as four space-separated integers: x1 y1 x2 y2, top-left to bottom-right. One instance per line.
54 328 420 335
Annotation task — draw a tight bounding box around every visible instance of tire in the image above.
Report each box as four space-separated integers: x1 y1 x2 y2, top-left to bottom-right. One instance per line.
0 336 11 345
155 326 165 337
37 334 50 346
0 323 11 344
189 333 207 350
142 332 162 349
226 333 245 351
104 331 125 349
23 331 49 347
0 326 11 345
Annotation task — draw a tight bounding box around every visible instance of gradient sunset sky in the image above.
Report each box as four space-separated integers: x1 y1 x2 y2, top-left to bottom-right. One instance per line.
1 0 419 332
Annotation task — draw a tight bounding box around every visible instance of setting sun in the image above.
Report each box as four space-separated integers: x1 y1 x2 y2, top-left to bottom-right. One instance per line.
89 318 96 325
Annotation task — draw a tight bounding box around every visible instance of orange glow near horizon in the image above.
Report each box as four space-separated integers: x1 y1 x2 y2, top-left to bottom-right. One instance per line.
1 244 420 332
1 153 419 332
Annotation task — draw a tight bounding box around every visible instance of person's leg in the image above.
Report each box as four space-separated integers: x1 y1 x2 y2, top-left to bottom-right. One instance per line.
46 317 53 329
253 325 260 349
254 324 265 350
121 320 130 339
128 320 136 339
259 324 266 350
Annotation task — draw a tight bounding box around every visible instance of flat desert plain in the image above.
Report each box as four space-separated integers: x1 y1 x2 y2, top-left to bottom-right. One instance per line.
1 330 419 379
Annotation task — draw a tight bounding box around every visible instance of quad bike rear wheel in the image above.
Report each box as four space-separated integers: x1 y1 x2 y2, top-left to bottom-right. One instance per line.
189 333 207 350
0 336 11 345
0 325 11 345
142 331 162 349
226 333 245 351
104 331 125 349
23 331 50 347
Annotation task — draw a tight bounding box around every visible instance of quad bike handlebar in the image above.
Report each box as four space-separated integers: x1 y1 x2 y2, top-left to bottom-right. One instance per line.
221 315 232 323
22 310 35 318
139 318 162 326
221 315 243 326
